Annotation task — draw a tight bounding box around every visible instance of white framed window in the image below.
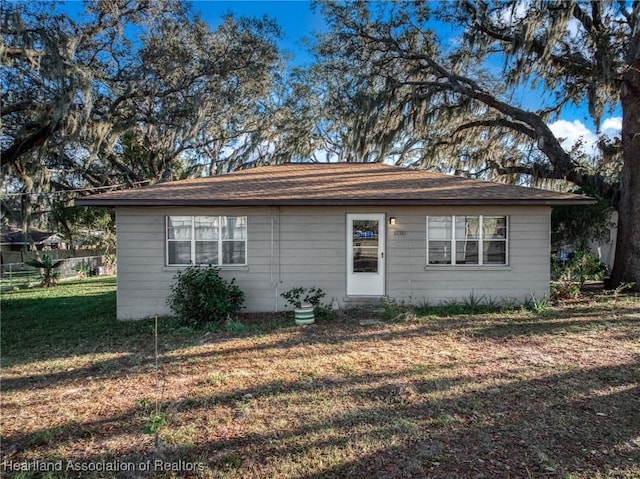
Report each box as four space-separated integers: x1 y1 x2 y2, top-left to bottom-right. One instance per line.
166 216 247 266
427 215 508 265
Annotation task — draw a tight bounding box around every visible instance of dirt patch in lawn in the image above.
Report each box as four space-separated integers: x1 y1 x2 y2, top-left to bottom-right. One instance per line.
2 294 639 478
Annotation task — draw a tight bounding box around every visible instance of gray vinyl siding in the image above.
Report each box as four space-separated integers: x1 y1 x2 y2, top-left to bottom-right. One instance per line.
115 205 550 319
385 206 549 306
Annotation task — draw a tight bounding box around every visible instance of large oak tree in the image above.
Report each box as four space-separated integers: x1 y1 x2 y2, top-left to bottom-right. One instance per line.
312 0 638 289
1 0 282 238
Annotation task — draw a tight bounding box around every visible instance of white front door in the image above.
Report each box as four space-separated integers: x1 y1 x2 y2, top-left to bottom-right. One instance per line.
346 214 385 296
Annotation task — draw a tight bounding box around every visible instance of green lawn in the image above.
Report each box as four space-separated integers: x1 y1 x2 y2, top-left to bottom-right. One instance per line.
1 280 639 478
0 270 42 290
2 277 147 367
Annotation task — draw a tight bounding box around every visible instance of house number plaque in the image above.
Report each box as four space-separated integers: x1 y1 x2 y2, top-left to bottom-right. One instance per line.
394 231 407 236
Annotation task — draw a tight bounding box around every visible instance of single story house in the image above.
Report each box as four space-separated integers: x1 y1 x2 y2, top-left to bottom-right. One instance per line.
0 226 65 253
76 163 592 320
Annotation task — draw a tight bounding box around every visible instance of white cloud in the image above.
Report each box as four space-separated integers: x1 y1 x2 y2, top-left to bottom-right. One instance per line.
494 1 530 25
547 117 621 157
601 117 622 137
548 119 598 155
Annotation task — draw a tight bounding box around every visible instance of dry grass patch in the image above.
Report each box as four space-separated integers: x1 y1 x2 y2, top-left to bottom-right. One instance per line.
1 286 639 478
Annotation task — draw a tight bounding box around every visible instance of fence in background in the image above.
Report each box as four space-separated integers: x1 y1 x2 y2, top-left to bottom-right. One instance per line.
1 256 109 289
0 249 102 265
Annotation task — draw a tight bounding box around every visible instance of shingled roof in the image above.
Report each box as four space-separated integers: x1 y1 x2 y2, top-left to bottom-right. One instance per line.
0 226 63 246
75 163 593 207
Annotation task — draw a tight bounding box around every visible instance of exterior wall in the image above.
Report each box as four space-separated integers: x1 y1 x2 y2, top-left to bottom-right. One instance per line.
588 211 617 270
115 205 551 319
386 206 550 306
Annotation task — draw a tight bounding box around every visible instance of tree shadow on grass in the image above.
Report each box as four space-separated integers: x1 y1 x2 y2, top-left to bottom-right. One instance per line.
3 278 637 368
1 352 145 392
3 358 639 479
3 300 639 396
153 311 639 368
464 314 640 339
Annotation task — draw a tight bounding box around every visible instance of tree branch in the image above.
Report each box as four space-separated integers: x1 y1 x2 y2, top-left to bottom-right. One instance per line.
465 2 593 71
399 49 576 174
572 2 594 32
1 123 59 169
0 100 39 116
452 118 537 139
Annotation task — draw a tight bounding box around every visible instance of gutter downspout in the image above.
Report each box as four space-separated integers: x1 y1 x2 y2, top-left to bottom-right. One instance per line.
271 207 281 312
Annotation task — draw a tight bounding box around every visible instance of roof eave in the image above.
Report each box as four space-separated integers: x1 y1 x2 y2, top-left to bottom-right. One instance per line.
75 197 595 208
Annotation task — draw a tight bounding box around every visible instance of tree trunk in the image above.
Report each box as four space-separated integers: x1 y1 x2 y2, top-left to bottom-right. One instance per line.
20 178 34 255
59 216 77 256
609 44 640 291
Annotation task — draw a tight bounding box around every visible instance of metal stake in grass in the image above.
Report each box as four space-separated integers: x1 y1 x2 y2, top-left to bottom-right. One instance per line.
154 315 159 451
143 315 165 454
152 315 166 453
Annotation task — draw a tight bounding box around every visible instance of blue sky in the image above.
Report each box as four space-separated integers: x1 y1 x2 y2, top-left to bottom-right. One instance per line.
193 1 621 154
192 0 322 65
57 0 621 157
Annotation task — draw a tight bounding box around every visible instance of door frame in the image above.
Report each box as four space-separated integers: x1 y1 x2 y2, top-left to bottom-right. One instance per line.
346 213 386 296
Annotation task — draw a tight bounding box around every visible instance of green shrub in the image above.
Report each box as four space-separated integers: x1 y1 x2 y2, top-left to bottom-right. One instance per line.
552 249 609 286
73 262 90 280
167 265 244 327
379 298 410 320
281 286 333 319
551 249 609 300
551 277 581 300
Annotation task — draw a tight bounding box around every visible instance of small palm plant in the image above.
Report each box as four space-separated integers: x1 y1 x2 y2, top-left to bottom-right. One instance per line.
102 253 116 275
26 254 63 287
